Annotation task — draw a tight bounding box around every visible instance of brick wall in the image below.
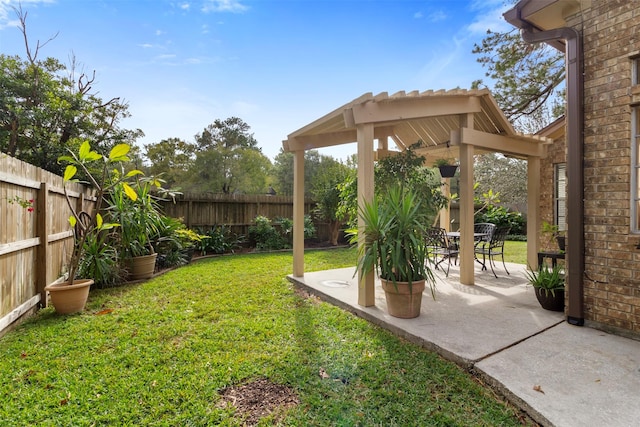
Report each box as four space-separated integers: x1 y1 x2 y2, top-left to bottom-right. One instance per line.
567 1 640 335
539 132 566 252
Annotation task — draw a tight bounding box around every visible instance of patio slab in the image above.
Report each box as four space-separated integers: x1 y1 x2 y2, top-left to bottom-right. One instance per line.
288 261 640 426
289 262 563 367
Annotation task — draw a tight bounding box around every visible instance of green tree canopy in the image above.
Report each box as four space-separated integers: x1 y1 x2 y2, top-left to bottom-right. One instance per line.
271 148 338 198
0 8 142 174
188 117 270 194
472 27 565 126
144 138 196 189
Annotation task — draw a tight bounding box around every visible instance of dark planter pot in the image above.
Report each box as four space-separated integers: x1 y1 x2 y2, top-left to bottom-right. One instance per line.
535 287 565 312
556 236 566 252
438 165 458 178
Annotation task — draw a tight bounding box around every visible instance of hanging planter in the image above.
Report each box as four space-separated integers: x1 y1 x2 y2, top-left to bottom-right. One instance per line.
434 158 458 178
438 164 458 178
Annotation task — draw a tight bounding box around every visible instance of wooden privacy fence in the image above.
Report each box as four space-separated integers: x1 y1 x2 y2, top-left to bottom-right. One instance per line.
156 192 324 240
0 153 94 335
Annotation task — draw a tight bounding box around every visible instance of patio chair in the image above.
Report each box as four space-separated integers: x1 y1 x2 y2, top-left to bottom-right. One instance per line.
474 222 496 266
474 226 510 278
426 227 459 277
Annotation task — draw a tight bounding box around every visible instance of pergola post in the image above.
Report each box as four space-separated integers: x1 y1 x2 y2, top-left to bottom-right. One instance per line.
292 150 305 277
357 123 375 307
458 113 475 285
527 156 541 269
439 178 451 230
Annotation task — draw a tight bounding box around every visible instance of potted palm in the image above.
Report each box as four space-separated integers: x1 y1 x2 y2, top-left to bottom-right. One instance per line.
46 141 140 314
525 264 565 312
349 184 436 318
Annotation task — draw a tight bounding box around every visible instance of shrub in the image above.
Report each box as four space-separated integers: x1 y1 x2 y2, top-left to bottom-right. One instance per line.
249 215 288 251
197 225 243 255
475 205 526 235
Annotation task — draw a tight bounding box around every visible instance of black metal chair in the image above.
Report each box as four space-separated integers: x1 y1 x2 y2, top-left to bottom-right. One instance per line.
426 227 459 277
474 226 510 278
473 223 496 266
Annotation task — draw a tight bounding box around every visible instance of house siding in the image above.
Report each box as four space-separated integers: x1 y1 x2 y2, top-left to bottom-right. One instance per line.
565 0 640 335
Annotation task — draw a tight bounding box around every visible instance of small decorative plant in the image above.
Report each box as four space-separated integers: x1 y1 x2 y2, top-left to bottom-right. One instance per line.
433 158 458 178
433 158 456 167
525 264 565 297
541 221 565 252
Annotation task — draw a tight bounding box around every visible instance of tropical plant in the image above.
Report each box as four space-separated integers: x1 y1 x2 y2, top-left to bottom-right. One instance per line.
107 176 167 259
58 140 141 284
348 184 436 298
525 264 565 297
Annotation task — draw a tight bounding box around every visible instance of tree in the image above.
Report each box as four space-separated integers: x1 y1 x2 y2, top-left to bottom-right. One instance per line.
271 148 331 197
189 117 270 194
310 157 352 245
472 26 565 126
0 7 142 174
144 138 196 188
474 153 527 210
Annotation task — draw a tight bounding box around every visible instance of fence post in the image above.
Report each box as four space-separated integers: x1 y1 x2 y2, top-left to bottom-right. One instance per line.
36 182 48 307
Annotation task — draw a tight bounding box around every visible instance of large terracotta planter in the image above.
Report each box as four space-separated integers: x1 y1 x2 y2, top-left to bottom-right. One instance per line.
130 253 158 280
45 279 94 314
535 287 565 312
380 278 426 319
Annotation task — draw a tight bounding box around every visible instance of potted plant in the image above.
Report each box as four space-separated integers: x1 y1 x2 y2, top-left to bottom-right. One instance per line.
46 141 140 314
108 176 165 280
541 221 565 252
434 158 458 178
525 264 565 312
348 184 436 318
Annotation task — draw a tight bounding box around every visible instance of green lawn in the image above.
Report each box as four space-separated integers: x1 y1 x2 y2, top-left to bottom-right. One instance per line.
0 248 531 426
504 240 528 265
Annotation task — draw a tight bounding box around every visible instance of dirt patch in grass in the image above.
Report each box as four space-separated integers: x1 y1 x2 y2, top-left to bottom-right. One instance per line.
217 377 299 426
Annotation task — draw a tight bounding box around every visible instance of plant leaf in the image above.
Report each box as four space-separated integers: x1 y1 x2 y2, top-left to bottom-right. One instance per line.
123 183 138 201
63 165 77 181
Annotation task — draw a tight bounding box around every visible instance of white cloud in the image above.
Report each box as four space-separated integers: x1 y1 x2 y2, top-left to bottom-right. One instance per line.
414 11 423 19
466 1 512 35
138 43 154 49
427 10 447 23
0 0 54 29
201 0 248 14
179 2 190 11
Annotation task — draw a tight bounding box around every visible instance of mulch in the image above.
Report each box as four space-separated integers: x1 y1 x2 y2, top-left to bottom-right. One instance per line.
217 377 299 426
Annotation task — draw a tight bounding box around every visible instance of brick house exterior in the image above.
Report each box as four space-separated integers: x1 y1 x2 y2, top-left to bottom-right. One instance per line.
507 0 640 338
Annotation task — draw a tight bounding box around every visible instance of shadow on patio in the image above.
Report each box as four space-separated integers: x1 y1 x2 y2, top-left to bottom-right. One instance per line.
288 261 564 369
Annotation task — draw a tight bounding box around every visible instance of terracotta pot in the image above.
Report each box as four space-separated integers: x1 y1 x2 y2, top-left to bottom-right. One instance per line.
45 279 94 314
535 287 565 312
130 253 158 280
380 278 426 318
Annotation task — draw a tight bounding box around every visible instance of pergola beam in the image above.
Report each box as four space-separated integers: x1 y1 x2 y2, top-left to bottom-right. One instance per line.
459 127 545 158
350 96 482 125
284 126 396 152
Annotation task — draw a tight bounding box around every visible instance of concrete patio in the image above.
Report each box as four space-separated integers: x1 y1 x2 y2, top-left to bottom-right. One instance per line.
288 261 640 427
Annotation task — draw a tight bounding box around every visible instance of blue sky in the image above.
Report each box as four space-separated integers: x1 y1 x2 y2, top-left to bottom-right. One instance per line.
0 0 512 161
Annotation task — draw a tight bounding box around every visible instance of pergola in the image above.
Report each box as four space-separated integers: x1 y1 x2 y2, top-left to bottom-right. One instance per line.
283 89 551 307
